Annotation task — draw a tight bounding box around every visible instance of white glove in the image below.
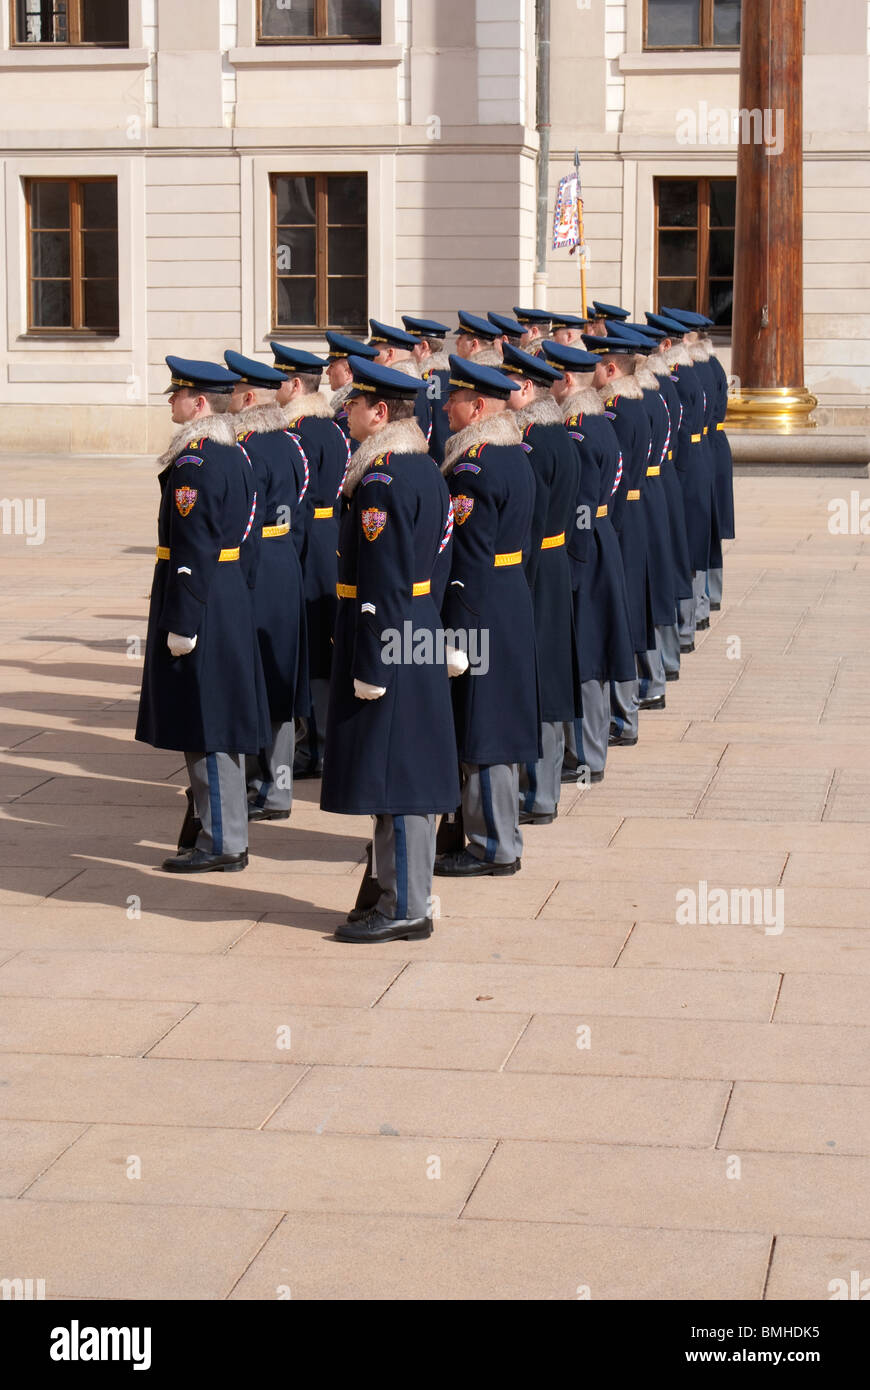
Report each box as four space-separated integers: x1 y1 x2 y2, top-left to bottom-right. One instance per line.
446 646 470 677
167 632 197 657
354 677 387 701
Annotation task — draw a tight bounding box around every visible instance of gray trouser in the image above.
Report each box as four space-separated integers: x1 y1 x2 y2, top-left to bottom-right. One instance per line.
579 679 609 774
637 633 667 702
693 569 710 623
462 762 523 865
246 719 294 813
708 566 723 606
659 623 681 677
373 813 436 921
520 721 565 817
186 751 248 856
678 596 696 645
610 679 639 740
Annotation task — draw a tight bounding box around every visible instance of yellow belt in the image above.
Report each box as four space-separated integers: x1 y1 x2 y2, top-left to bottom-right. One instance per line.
262 524 289 539
541 532 566 550
668 450 673 460
716 422 725 431
596 504 608 518
703 426 708 434
337 581 431 598
494 551 522 567
156 546 239 562
646 466 660 477
627 490 640 501
690 433 702 443
314 507 334 519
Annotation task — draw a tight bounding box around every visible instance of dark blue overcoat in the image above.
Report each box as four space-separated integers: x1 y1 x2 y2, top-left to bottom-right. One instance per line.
320 423 460 816
670 359 713 573
290 405 352 680
442 418 541 766
604 387 656 655
563 399 636 684
136 425 268 754
236 413 310 722
639 382 679 628
692 356 723 571
651 369 694 599
520 409 580 722
707 353 735 540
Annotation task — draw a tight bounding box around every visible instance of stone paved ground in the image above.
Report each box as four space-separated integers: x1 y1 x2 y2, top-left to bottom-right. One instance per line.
0 457 869 1301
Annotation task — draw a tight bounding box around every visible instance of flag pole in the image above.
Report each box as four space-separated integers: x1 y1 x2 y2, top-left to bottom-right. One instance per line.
574 149 587 318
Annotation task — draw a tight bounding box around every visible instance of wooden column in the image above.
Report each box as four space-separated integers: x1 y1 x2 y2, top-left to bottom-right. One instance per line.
728 0 817 429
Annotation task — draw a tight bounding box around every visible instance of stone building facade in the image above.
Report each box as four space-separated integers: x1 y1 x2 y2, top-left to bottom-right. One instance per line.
0 0 865 452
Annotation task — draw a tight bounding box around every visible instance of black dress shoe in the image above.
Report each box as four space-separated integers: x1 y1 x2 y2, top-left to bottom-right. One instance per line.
293 759 323 780
680 642 695 654
608 730 638 747
665 671 680 682
161 848 248 873
177 787 201 852
247 807 290 822
697 617 710 630
590 769 605 783
519 809 556 826
561 767 582 783
434 850 521 877
334 910 433 943
639 695 666 711
710 601 721 611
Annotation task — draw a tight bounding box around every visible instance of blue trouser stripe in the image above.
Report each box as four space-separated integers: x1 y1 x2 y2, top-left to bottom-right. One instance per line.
521 758 537 814
574 715 586 765
609 680 624 733
393 814 408 919
479 766 498 865
206 752 223 855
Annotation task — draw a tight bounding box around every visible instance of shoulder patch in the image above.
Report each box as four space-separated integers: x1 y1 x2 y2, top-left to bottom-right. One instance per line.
361 507 387 542
604 410 617 421
453 495 475 525
453 461 481 475
361 472 393 487
520 441 533 452
175 485 198 516
174 454 203 468
568 432 585 443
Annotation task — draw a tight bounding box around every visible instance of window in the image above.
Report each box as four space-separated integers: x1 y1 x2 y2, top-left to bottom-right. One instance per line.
271 174 367 333
26 178 119 334
12 0 128 45
258 0 380 43
645 0 740 49
654 178 735 327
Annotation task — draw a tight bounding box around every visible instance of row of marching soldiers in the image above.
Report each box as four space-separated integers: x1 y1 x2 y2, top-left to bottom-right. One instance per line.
135 300 733 944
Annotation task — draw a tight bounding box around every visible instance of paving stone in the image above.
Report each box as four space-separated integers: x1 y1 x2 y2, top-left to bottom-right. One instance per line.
618 922 870 974
0 1119 86 1197
229 1213 770 1301
765 1235 870 1301
774 973 870 1025
0 906 257 954
0 998 192 1055
720 1082 870 1157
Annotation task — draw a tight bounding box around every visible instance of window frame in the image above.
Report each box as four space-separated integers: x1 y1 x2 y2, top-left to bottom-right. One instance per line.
653 175 735 331
643 0 740 51
257 0 381 45
25 175 119 337
270 172 367 336
10 0 130 47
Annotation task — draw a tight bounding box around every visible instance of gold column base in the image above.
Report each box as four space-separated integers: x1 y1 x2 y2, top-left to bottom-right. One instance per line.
726 386 818 432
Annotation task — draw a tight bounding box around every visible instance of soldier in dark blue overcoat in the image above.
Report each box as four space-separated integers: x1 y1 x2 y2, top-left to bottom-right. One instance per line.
403 316 453 468
434 356 540 878
224 351 310 824
582 334 654 747
368 320 432 445
324 333 378 440
320 357 459 944
500 342 579 826
136 357 268 874
545 341 636 783
645 328 697 661
272 343 352 778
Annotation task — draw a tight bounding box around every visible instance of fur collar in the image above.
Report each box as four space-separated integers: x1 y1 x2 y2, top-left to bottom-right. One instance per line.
688 341 712 362
634 364 659 391
442 410 521 474
425 350 450 373
157 412 235 470
663 342 693 368
343 418 429 497
284 391 333 425
389 358 422 379
512 395 563 431
599 373 644 403
647 351 671 378
234 402 289 436
469 347 503 368
330 382 354 414
561 387 604 420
